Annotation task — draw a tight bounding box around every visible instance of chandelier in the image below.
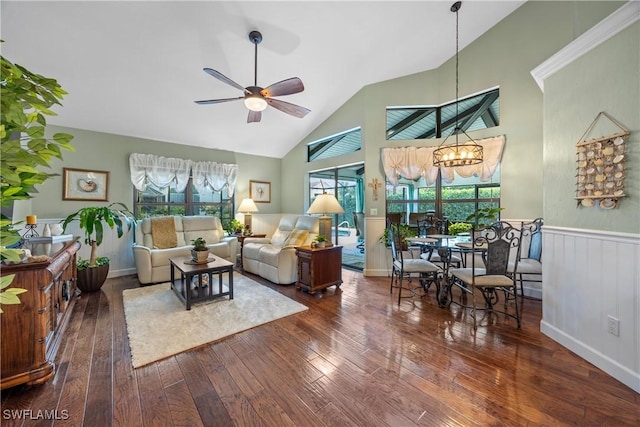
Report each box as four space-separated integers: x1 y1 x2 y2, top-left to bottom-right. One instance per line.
433 1 484 168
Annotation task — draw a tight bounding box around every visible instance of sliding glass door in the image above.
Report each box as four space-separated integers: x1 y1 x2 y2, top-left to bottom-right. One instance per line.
309 163 364 270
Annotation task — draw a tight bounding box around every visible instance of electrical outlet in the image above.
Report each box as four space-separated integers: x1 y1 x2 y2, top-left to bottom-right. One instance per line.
370 208 378 216
607 315 620 336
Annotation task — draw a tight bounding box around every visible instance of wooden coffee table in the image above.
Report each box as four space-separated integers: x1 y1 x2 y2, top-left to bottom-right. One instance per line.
169 255 234 310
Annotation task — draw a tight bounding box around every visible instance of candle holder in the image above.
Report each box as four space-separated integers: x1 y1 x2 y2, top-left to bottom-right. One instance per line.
22 224 39 239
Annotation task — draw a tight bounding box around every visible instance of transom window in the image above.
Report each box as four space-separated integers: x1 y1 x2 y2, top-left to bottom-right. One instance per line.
386 88 499 140
308 127 362 162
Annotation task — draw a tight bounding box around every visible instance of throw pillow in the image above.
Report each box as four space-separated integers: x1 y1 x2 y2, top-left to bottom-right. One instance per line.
283 229 309 248
151 217 177 249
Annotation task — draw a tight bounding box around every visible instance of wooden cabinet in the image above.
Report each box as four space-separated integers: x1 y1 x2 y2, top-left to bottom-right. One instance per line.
295 246 342 295
1 238 80 390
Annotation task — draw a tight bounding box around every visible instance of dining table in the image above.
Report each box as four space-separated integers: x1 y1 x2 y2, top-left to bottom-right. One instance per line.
406 234 488 307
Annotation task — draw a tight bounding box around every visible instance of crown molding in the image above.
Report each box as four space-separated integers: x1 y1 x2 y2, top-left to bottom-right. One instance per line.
531 1 640 91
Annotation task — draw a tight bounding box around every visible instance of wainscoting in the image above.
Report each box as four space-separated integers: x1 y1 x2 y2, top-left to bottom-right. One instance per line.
541 226 640 393
37 218 137 278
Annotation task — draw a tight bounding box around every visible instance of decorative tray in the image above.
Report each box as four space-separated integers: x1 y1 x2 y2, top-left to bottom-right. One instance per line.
184 257 215 265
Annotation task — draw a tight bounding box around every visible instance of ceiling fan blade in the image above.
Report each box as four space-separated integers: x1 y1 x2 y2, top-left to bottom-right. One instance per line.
266 98 310 118
247 110 261 123
194 97 243 105
203 68 251 94
261 77 305 97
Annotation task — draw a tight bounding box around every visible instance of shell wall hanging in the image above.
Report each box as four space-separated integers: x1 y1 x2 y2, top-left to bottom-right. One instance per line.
575 112 629 209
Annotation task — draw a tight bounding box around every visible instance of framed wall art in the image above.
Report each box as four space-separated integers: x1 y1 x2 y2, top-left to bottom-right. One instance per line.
249 180 271 203
63 168 109 201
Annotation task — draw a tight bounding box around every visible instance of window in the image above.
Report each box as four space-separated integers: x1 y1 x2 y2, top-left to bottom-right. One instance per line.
134 178 234 228
385 166 500 223
386 88 499 140
308 127 362 162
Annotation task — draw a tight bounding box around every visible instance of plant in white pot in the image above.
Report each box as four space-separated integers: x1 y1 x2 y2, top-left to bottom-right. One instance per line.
61 202 135 292
190 237 210 263
314 234 328 248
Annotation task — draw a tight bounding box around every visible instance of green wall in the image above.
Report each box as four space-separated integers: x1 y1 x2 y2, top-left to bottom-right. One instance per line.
544 20 639 232
30 126 282 218
281 1 624 222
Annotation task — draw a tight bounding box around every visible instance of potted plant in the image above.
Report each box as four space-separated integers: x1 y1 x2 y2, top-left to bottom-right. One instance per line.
191 237 209 263
465 206 504 229
315 234 327 248
1 46 74 308
61 202 135 292
448 222 473 236
228 218 245 235
379 223 415 250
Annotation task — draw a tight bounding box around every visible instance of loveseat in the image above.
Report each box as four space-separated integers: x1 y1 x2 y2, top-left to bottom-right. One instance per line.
132 215 237 284
242 214 319 284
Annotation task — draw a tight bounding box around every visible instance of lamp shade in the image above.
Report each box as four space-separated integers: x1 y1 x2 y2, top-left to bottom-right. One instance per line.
306 193 344 215
237 198 259 213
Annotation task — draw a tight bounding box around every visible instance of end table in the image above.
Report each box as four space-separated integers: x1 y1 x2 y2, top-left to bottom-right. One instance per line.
295 245 342 294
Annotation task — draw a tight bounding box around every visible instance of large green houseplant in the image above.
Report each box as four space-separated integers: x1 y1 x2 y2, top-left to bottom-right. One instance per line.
1 43 74 308
61 203 135 292
465 206 504 228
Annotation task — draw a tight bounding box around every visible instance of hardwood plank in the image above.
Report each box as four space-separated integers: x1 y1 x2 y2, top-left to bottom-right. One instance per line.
1 271 638 426
83 291 114 427
163 379 204 427
53 292 101 426
196 356 267 427
239 345 327 426
136 364 171 427
106 278 143 427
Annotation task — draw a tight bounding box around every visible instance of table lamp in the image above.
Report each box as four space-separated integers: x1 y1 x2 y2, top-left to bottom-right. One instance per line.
237 198 259 231
306 192 344 241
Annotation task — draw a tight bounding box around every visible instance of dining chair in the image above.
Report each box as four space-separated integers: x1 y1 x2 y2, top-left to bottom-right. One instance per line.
508 218 543 298
386 212 402 226
447 221 522 329
353 212 365 253
388 220 441 305
416 217 462 269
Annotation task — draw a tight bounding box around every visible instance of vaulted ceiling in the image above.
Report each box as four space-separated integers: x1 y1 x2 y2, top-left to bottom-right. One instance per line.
1 1 524 158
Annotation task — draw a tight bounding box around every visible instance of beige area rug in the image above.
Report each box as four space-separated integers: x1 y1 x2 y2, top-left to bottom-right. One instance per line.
123 275 308 368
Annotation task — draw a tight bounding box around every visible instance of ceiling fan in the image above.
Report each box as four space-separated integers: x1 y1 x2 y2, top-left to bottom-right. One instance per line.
195 30 310 123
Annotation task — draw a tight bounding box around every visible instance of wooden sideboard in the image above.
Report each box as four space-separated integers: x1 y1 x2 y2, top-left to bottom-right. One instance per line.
1 238 81 390
295 245 342 295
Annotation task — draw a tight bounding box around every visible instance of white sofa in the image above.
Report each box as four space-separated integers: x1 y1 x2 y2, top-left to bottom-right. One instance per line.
132 215 238 284
242 214 319 284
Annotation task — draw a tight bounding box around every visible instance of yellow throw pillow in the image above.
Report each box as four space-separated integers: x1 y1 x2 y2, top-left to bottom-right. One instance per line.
283 229 309 248
151 217 177 249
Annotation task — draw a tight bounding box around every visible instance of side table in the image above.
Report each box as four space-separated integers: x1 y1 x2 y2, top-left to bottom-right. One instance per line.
295 245 342 295
169 256 234 310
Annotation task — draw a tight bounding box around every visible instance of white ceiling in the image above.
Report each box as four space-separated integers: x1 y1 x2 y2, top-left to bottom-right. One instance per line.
1 1 524 158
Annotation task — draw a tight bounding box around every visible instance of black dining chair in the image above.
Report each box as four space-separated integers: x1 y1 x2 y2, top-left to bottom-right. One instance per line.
508 218 543 298
447 221 523 329
353 212 365 253
388 220 441 305
416 217 462 269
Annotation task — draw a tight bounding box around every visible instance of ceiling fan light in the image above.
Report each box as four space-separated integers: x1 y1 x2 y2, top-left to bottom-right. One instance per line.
244 96 267 111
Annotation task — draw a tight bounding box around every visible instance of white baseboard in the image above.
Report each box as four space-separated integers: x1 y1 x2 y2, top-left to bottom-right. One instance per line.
541 320 640 394
108 267 137 279
363 268 390 277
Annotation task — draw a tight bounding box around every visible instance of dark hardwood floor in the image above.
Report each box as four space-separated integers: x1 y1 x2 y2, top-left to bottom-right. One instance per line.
2 269 638 426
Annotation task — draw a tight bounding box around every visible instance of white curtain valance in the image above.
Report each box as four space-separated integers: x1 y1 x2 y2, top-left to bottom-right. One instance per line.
129 153 238 195
129 153 192 192
192 161 238 196
382 135 505 185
